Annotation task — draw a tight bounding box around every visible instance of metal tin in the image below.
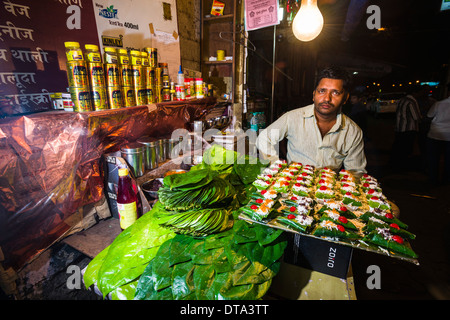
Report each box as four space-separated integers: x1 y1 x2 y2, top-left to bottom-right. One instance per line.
159 62 168 75
144 47 157 68
69 86 92 112
175 84 185 101
123 86 136 107
166 138 179 159
146 88 154 104
134 87 147 106
66 60 89 87
104 47 118 64
120 142 145 177
104 63 121 87
64 41 83 61
136 136 158 170
148 67 155 87
106 86 123 109
162 86 171 101
140 51 149 67
195 78 204 98
117 48 129 65
131 64 143 88
141 66 149 88
162 74 169 85
157 139 167 162
91 86 108 110
84 44 102 63
119 65 133 87
130 50 142 66
87 62 105 87
153 86 163 102
155 67 162 87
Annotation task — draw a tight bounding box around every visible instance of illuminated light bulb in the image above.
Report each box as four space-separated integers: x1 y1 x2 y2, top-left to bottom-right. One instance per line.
292 0 324 42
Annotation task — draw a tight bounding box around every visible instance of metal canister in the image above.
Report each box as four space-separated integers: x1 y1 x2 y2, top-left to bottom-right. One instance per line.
157 139 167 162
131 64 143 89
66 60 89 87
175 85 185 101
84 44 102 63
86 62 105 87
141 51 149 66
159 62 168 75
120 142 145 177
91 86 108 110
146 88 154 104
166 138 179 159
104 63 121 87
144 47 157 68
134 87 147 106
117 49 132 87
106 86 123 109
155 67 162 87
148 67 155 87
69 86 92 112
64 41 83 61
104 47 118 64
162 86 171 102
136 136 158 170
154 85 161 102
123 86 136 107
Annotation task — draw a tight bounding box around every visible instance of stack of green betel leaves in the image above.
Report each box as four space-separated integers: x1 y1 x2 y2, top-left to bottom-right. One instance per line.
239 161 419 264
83 145 288 300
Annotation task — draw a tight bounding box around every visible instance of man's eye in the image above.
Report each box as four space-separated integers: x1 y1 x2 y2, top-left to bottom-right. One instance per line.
332 91 341 96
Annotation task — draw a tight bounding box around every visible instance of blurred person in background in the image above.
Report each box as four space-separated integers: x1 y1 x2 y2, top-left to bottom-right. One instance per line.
426 83 450 185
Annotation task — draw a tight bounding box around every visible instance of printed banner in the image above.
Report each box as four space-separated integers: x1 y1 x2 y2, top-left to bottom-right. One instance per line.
92 0 180 81
0 0 100 116
244 0 279 31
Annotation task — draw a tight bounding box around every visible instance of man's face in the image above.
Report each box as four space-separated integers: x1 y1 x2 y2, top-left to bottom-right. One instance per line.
313 78 348 118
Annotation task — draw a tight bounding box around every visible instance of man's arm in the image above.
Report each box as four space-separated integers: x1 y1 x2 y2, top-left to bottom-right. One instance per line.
343 128 367 177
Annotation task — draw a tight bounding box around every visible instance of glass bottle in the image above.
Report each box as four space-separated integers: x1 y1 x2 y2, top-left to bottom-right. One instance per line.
117 168 138 230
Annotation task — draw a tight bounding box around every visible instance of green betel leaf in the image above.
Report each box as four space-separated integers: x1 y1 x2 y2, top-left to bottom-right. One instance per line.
168 235 195 267
163 168 215 190
96 204 176 297
83 244 110 289
134 260 156 300
171 260 195 300
255 223 285 246
110 279 139 300
193 264 216 300
151 240 174 291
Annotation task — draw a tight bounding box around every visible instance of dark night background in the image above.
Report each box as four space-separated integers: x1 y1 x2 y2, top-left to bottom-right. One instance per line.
247 0 450 121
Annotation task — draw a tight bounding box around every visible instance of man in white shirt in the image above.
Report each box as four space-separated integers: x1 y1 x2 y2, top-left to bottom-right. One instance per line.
256 66 367 176
426 85 450 185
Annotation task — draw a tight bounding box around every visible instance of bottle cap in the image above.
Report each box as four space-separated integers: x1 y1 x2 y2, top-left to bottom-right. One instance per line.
64 41 80 48
85 44 99 51
118 168 128 176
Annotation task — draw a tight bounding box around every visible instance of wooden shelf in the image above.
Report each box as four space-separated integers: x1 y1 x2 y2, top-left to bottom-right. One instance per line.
201 0 236 103
204 60 233 65
203 14 234 22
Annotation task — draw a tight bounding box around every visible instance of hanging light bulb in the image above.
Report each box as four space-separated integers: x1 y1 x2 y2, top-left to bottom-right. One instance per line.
292 0 324 41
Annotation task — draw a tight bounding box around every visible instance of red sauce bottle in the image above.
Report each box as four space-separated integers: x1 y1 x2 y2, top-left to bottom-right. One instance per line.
117 168 138 230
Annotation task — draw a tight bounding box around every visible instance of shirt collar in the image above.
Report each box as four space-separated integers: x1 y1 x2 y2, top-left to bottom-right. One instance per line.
303 103 344 132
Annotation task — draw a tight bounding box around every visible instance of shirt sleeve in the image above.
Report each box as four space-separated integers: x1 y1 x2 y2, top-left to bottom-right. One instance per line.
342 127 367 177
427 101 438 118
255 112 290 162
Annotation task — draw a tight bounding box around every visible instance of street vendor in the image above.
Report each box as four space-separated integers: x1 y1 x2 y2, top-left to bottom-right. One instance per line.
256 66 367 177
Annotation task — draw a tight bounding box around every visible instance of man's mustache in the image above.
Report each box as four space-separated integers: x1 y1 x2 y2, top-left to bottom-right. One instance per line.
319 102 335 108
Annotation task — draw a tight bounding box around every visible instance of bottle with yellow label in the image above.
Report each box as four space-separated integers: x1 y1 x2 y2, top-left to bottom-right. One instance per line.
117 168 138 230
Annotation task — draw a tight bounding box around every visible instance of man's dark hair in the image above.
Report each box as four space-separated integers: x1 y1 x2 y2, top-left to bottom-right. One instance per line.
315 66 352 92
